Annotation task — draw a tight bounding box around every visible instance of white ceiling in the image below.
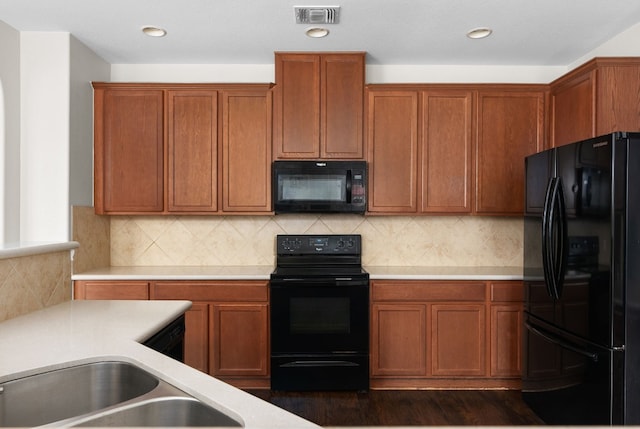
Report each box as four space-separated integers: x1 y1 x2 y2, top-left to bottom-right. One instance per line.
1 0 640 66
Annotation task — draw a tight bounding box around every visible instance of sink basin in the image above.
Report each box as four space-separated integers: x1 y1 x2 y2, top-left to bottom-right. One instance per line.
74 397 243 427
0 361 159 427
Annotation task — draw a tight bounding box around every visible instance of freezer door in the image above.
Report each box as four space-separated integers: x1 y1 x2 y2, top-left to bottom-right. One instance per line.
522 315 620 425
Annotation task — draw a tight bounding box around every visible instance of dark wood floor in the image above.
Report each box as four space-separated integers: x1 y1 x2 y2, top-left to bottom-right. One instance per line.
247 389 545 426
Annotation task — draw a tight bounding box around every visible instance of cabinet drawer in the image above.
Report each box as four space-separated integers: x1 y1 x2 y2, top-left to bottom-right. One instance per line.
371 281 485 302
490 282 523 302
151 281 268 302
74 281 150 300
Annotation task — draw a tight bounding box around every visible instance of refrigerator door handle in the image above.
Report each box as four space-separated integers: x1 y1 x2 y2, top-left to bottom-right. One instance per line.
526 321 599 362
553 177 568 298
542 177 557 298
544 177 568 300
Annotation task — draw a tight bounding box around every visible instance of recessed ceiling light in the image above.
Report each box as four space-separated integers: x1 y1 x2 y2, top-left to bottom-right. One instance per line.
142 26 167 37
305 27 330 38
466 27 492 39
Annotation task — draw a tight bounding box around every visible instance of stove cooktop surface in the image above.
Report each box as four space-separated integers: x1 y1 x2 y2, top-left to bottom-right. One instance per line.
271 265 368 277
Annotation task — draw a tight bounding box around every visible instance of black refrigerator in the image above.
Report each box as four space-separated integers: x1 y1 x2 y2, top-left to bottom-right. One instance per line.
522 131 640 425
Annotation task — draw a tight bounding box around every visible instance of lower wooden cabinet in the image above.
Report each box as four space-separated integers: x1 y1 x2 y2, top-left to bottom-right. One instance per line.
74 279 270 389
210 304 269 378
75 278 522 390
370 280 523 389
431 303 485 377
150 280 270 389
183 303 209 373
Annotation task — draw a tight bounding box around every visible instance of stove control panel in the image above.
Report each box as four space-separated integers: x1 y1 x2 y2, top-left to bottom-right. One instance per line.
276 234 361 255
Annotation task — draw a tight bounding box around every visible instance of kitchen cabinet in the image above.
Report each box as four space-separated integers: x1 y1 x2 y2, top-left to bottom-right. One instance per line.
370 280 523 389
489 282 523 377
93 88 164 213
475 88 545 215
273 52 365 159
93 83 273 215
431 303 485 376
210 303 269 377
150 280 270 389
167 90 219 212
367 89 419 212
184 303 209 373
550 57 640 147
371 303 426 376
367 85 540 215
74 279 269 388
74 280 150 300
221 90 273 212
421 90 474 213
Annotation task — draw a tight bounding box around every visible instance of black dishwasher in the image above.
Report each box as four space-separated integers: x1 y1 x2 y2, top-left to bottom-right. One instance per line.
143 314 186 362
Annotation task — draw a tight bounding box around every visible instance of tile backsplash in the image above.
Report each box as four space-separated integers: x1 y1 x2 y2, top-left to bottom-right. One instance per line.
106 214 523 267
0 250 72 322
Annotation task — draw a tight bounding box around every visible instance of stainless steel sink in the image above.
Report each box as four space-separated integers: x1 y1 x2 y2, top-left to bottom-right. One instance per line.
72 397 242 427
0 361 159 427
0 361 243 427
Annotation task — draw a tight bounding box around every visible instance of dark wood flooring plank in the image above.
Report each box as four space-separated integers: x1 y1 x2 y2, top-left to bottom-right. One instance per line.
246 389 544 426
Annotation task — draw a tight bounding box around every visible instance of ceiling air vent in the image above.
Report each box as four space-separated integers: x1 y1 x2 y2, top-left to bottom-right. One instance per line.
294 6 340 24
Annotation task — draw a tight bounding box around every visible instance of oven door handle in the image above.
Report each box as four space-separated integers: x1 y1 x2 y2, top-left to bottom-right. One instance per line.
280 360 360 368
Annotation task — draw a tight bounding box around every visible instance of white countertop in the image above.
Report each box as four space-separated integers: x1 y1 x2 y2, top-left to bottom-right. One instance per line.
366 265 523 280
0 300 319 429
72 265 523 281
0 241 79 259
72 265 274 280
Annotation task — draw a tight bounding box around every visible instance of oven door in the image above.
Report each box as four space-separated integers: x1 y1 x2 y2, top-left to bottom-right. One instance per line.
270 279 369 354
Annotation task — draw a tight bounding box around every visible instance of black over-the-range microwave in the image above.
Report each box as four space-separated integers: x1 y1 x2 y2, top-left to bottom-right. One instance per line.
272 161 367 214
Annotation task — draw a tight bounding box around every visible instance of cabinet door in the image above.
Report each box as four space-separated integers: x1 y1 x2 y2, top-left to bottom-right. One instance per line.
273 53 321 158
490 304 522 377
222 90 272 212
367 90 419 212
421 91 473 213
596 65 640 135
74 281 150 300
167 90 218 212
321 54 365 158
210 304 269 377
184 303 209 373
476 90 545 215
95 89 164 214
431 304 486 376
371 304 427 376
550 71 595 148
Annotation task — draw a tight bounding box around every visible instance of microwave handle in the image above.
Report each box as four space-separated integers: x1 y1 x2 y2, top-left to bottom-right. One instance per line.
346 170 352 203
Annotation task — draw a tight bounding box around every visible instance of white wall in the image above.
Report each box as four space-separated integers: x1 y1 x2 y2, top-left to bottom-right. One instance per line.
20 32 71 242
111 62 565 84
19 32 109 242
0 21 20 244
570 22 640 69
69 36 109 208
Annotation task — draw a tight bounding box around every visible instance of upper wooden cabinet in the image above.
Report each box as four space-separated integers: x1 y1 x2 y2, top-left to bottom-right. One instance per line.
475 88 545 215
273 52 365 159
95 88 165 213
221 90 273 212
367 89 419 212
367 85 543 216
550 57 640 147
421 91 474 213
93 83 273 215
167 90 219 212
